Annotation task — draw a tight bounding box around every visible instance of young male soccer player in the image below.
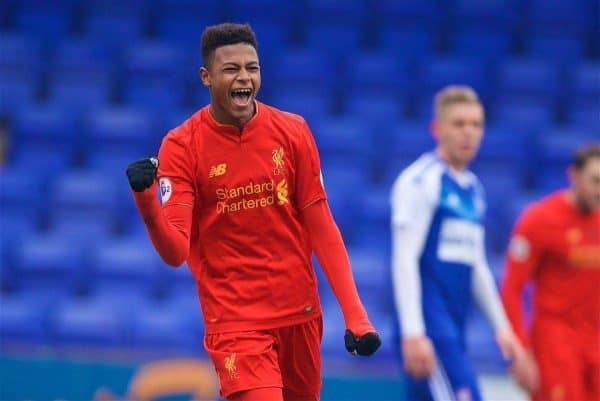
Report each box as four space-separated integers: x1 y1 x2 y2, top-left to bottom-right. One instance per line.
125 23 380 401
390 85 524 401
501 144 600 401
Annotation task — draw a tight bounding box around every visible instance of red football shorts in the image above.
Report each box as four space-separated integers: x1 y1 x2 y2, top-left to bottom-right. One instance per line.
531 316 599 401
205 316 323 400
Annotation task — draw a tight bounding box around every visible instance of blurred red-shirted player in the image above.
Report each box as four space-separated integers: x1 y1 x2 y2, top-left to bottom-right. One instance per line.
501 144 600 401
125 23 380 401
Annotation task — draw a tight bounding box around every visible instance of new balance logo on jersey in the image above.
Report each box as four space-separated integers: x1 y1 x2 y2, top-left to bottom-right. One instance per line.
209 163 227 178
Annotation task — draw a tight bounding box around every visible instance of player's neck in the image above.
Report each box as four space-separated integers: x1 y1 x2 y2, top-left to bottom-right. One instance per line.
209 102 256 131
565 189 595 215
435 148 467 172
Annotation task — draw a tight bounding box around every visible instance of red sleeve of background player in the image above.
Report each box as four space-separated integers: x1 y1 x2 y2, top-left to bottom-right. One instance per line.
500 204 544 348
132 129 194 266
294 120 327 210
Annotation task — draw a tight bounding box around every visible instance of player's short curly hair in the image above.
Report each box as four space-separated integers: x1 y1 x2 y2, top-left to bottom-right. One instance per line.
201 23 257 67
573 144 600 170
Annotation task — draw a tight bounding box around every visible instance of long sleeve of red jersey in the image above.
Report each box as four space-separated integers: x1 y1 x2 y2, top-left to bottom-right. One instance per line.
301 199 374 337
132 184 192 267
501 207 541 348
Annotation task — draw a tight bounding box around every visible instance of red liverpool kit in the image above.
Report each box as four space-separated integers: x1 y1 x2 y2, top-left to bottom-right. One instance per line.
502 190 600 401
156 102 326 334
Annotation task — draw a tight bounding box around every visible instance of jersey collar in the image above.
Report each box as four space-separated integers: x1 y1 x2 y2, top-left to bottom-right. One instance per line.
203 100 265 138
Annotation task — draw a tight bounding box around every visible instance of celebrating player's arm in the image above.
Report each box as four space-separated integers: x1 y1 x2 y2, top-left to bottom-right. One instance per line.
125 132 194 267
301 199 381 356
294 119 381 356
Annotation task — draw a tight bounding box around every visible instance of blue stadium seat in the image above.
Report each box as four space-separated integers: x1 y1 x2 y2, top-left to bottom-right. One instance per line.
228 0 297 29
0 33 42 76
14 232 85 294
475 124 529 166
156 261 196 292
388 121 436 160
86 148 149 178
534 130 596 191
245 21 290 72
50 41 115 108
0 212 37 292
567 104 600 131
319 302 345 356
0 290 49 342
305 0 369 26
303 25 364 56
452 0 517 33
312 117 373 161
527 0 594 38
348 247 389 292
496 57 562 102
570 62 600 103
342 92 405 129
418 57 490 111
270 88 332 126
123 82 186 112
374 28 436 61
320 160 370 239
525 36 585 66
48 80 113 113
123 40 190 86
12 0 74 42
13 103 79 152
83 16 145 51
50 170 119 237
355 186 392 229
492 99 556 133
153 0 220 49
155 0 220 21
84 0 150 17
451 31 511 63
0 167 45 219
155 17 210 48
344 51 412 94
130 295 204 352
85 107 157 158
272 48 336 91
466 311 506 372
52 38 115 70
0 76 37 115
373 0 440 30
52 293 130 346
472 164 523 201
90 238 160 295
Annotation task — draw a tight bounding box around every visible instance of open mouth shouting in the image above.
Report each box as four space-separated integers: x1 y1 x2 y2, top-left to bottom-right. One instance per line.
231 88 253 108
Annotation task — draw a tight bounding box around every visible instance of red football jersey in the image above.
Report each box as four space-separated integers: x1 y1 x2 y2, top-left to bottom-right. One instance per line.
501 190 600 346
157 102 326 333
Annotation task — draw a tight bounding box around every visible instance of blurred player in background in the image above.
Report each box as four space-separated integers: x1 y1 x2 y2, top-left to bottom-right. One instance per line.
390 85 524 401
125 23 380 401
501 144 600 401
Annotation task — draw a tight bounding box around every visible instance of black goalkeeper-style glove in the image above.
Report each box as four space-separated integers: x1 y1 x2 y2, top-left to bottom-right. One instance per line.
344 329 381 356
126 157 159 192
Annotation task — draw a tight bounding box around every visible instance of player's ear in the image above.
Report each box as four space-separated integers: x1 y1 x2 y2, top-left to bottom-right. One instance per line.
567 164 576 185
199 67 210 87
429 120 440 140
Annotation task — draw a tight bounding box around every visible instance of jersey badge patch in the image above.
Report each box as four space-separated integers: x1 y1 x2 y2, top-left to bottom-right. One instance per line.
159 177 172 204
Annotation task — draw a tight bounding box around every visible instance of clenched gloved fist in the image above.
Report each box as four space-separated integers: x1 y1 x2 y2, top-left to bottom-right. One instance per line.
126 157 159 192
344 329 381 356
